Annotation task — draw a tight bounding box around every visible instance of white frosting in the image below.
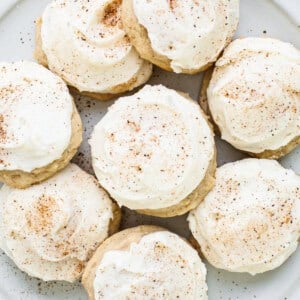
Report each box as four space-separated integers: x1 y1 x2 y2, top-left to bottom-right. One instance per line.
0 61 73 172
188 159 300 275
132 0 239 73
41 0 152 94
207 38 300 153
93 231 208 299
90 85 215 210
0 164 114 282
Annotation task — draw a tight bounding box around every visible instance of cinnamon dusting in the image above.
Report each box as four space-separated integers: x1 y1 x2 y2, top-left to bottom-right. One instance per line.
26 195 57 234
169 0 177 10
0 114 7 141
102 0 122 27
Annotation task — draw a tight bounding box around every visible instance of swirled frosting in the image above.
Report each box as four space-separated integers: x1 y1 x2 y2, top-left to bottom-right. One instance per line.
0 164 114 282
93 231 208 299
41 0 152 94
0 61 73 172
132 0 239 72
207 38 300 153
188 159 300 275
90 85 215 210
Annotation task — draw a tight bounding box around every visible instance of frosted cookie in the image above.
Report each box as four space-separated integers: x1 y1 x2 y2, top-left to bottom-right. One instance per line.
122 0 239 74
35 0 152 101
200 38 300 159
0 61 82 189
90 85 216 217
0 164 121 282
82 225 208 299
188 159 300 275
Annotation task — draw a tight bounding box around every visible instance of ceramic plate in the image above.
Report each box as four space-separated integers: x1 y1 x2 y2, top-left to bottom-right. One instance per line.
0 0 299 299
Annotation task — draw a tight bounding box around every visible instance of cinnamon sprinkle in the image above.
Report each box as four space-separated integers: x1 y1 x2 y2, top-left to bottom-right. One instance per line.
169 0 177 10
102 0 122 27
0 114 7 141
26 195 57 234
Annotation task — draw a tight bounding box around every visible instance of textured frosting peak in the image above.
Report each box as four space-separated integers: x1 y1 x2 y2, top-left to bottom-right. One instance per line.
41 0 152 93
188 159 300 275
93 231 208 299
133 0 239 72
90 85 215 210
0 61 73 172
0 164 114 282
207 37 300 153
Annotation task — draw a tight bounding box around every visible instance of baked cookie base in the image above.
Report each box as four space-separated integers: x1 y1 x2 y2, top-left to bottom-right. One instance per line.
122 0 218 74
34 18 152 101
108 201 122 236
199 69 300 159
82 225 171 300
0 103 83 189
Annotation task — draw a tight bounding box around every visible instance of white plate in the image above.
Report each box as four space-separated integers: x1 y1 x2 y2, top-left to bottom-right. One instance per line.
0 0 299 299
